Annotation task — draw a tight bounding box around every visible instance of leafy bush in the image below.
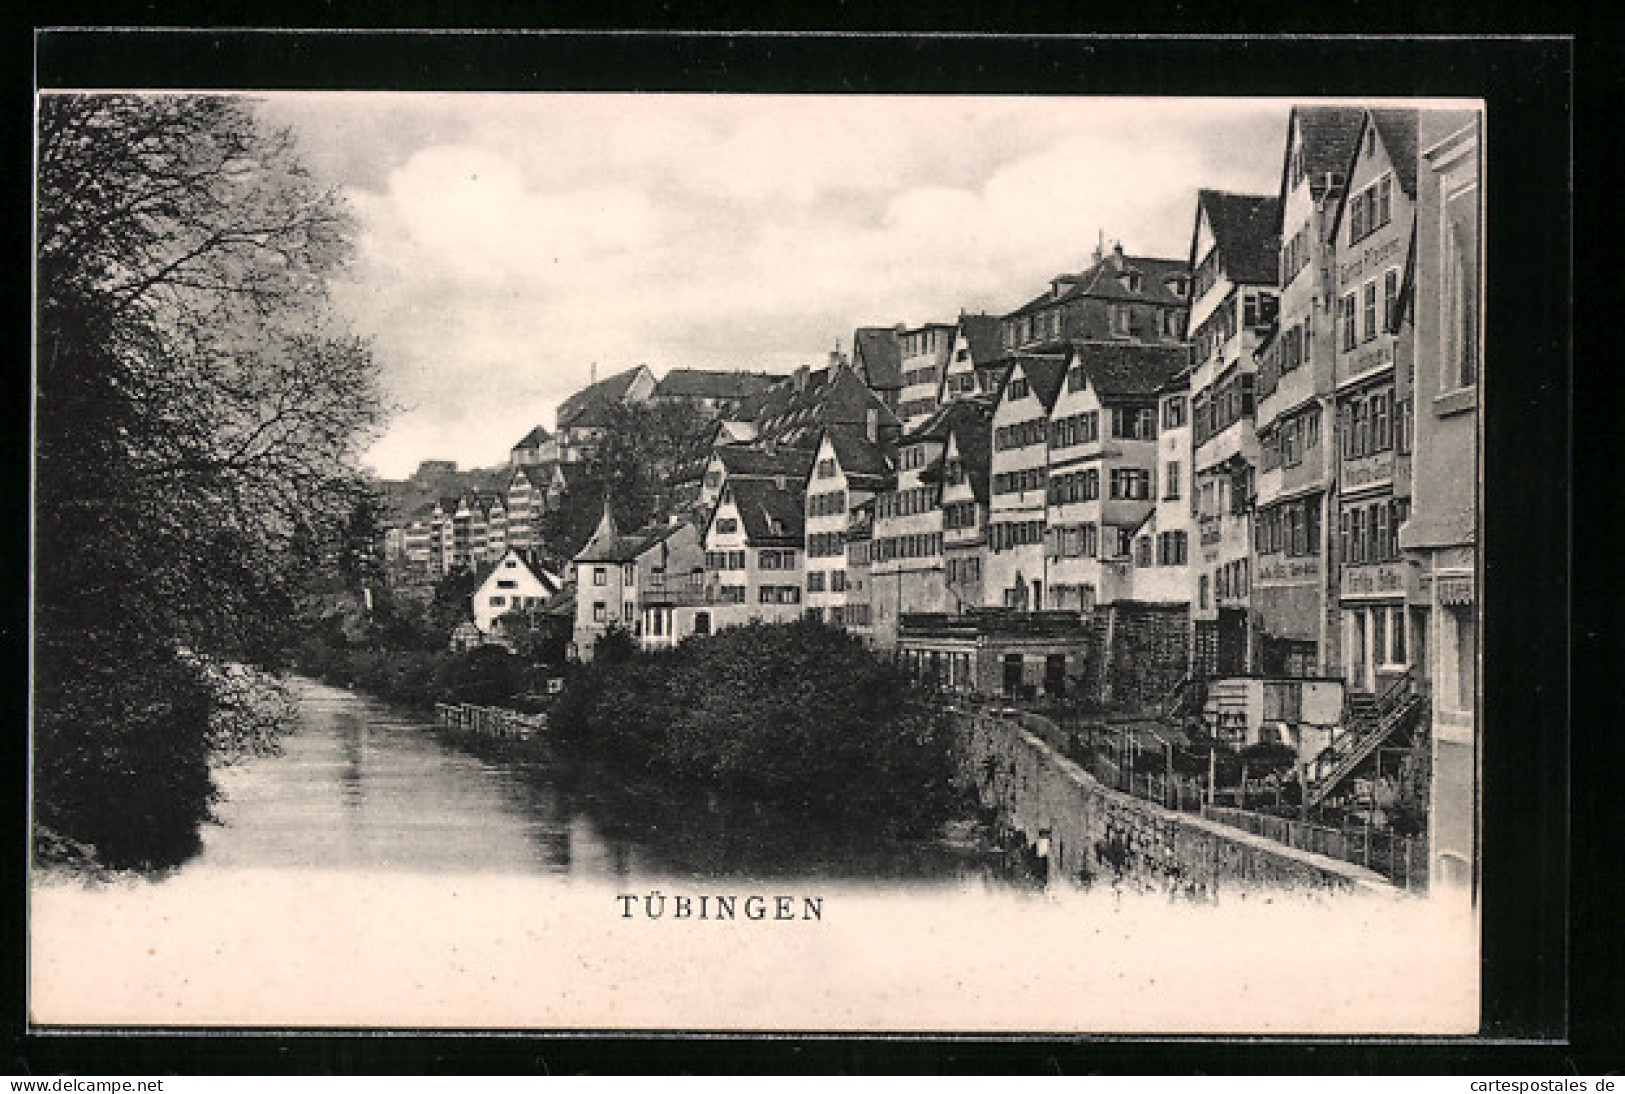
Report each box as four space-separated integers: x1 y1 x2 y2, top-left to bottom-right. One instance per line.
553 619 963 836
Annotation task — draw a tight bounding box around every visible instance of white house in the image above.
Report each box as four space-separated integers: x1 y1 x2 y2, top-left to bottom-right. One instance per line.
472 549 564 634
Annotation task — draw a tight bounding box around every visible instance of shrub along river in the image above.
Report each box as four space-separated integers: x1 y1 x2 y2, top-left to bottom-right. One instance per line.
189 676 1011 884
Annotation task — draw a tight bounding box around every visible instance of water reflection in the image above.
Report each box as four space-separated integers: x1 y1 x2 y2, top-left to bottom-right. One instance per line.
193 677 1006 886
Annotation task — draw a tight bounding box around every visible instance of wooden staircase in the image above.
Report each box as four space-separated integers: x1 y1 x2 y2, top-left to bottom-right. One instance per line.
1305 669 1428 811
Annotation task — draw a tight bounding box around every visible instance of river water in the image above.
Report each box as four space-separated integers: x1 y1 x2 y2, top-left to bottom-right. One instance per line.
30 677 1479 1033
189 676 1006 884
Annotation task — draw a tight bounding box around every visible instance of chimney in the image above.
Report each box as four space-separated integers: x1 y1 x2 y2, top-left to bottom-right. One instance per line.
866 408 879 443
793 365 810 393
1109 241 1126 271
1092 229 1105 266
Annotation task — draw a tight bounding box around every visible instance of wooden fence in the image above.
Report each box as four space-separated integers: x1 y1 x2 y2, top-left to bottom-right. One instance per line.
434 702 548 742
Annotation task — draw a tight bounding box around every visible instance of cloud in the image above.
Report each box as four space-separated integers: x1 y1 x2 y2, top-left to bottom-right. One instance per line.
261 94 1291 476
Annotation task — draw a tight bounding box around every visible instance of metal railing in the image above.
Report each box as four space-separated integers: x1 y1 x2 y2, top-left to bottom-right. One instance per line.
1202 804 1427 891
435 702 548 741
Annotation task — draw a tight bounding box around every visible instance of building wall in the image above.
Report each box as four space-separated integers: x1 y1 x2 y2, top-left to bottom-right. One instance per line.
474 554 556 633
1407 110 1481 899
984 364 1050 609
1332 113 1417 694
574 556 634 658
870 435 948 648
896 325 954 431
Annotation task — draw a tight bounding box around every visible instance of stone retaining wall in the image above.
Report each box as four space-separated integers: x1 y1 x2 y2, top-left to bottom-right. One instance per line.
957 711 1394 897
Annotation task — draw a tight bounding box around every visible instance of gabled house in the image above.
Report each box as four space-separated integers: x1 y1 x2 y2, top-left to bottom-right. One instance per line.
803 424 896 629
1000 243 1191 355
702 477 806 629
555 363 657 464
1044 342 1188 612
1327 107 1420 696
938 313 1007 402
935 399 995 613
509 424 558 468
850 325 905 411
730 360 900 451
1126 366 1197 606
504 462 564 553
983 354 1068 612
1253 104 1366 678
894 322 956 432
870 398 996 649
472 549 565 634
570 503 704 660
1186 188 1281 676
694 444 816 525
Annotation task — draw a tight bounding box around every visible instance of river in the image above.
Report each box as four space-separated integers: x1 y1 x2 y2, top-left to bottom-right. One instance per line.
189 676 1008 884
30 677 1477 1033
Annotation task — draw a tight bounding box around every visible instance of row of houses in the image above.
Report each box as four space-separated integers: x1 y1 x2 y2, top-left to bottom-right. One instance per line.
537 103 1479 890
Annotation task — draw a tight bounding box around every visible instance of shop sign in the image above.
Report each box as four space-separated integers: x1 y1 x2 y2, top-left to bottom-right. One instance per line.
1341 449 1394 491
1341 562 1405 596
1257 556 1320 584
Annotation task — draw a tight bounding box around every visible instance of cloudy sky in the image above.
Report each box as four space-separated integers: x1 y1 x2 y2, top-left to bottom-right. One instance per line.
255 94 1293 479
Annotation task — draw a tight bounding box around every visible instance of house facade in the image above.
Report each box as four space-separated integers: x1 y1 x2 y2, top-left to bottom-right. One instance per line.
1044 342 1186 612
939 403 995 614
1329 109 1419 695
1000 242 1190 355
1126 369 1196 606
983 355 1067 613
702 478 806 628
570 506 704 660
1253 105 1365 678
937 313 1005 403
803 426 895 628
894 322 956 432
1186 189 1280 677
472 549 564 633
1400 108 1480 896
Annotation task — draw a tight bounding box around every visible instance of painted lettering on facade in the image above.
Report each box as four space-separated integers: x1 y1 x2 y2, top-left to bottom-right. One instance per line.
1341 449 1394 491
1256 556 1321 585
1338 236 1405 285
1340 562 1404 597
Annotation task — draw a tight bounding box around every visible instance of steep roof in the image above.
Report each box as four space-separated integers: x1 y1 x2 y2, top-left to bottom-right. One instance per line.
654 368 779 401
511 424 552 451
716 445 816 480
1067 341 1192 400
722 478 805 546
852 326 904 391
1006 252 1190 319
556 364 649 428
574 509 692 564
483 549 564 596
1195 189 1281 286
736 364 899 449
1369 108 1420 199
823 423 895 485
957 313 1005 364
935 399 996 503
1276 105 1367 227
1328 108 1421 243
1011 355 1070 413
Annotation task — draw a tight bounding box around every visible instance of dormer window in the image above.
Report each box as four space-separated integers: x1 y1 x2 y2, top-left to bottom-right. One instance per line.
1126 271 1144 293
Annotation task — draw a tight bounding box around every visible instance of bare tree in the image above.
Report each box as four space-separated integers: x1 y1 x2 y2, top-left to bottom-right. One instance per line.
33 94 384 868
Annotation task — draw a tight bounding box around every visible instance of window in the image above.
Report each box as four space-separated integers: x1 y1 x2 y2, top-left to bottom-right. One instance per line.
806 571 826 592
1377 175 1393 230
1111 305 1131 337
593 567 606 587
1340 293 1357 351
1163 396 1187 430
593 602 606 622
489 595 506 607
1362 280 1378 342
1109 469 1151 501
496 579 518 590
1163 461 1181 500
624 602 635 623
1446 222 1478 390
831 570 847 592
1384 268 1400 333
1008 376 1029 400
1136 536 1153 568
1199 575 1209 610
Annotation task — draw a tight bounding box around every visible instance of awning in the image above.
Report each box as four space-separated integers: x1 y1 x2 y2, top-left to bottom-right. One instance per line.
1437 575 1475 606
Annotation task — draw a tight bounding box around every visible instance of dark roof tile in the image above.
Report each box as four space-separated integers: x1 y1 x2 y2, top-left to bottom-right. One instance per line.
1196 189 1281 286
